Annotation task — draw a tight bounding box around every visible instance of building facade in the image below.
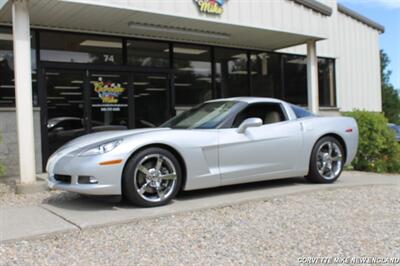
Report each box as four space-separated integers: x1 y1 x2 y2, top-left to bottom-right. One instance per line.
0 0 383 178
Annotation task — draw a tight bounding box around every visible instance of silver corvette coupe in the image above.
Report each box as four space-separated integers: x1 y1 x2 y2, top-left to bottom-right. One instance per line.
47 97 358 207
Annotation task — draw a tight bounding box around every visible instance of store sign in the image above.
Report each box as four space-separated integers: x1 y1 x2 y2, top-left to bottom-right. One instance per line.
92 78 126 111
194 0 226 15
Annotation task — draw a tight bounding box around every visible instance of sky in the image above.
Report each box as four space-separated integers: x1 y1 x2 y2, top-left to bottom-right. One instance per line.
337 0 400 91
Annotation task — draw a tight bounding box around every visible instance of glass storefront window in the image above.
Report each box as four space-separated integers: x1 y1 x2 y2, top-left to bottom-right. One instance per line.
0 27 37 107
45 70 86 155
40 32 122 65
250 52 282 98
1 27 337 111
173 44 212 114
215 48 249 97
282 54 307 106
127 40 169 68
318 58 336 107
133 74 169 127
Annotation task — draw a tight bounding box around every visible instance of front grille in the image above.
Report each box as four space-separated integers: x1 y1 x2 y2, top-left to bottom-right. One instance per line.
54 174 71 184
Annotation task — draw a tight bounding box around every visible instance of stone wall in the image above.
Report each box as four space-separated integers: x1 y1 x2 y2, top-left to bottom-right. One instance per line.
0 108 42 177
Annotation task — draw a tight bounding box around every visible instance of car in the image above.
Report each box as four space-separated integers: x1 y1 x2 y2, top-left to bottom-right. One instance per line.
47 97 359 207
47 117 127 154
388 123 400 142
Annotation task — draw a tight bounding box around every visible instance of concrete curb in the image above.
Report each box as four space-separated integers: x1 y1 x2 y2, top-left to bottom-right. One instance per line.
15 179 48 194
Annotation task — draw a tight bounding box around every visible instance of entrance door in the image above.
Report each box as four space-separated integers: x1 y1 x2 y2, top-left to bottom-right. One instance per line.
41 67 171 170
88 71 170 129
132 73 170 128
45 69 88 156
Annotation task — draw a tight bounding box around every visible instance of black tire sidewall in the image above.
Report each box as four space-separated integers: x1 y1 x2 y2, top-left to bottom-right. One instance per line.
122 147 182 207
307 136 344 184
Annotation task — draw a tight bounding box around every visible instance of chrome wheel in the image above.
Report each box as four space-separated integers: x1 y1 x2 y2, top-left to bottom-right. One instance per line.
133 154 177 203
316 141 343 180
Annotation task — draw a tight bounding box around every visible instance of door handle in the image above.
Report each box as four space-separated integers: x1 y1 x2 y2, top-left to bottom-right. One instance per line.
300 122 305 132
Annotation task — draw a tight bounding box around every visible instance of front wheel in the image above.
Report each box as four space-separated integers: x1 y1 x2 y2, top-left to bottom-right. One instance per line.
305 136 344 183
122 147 182 207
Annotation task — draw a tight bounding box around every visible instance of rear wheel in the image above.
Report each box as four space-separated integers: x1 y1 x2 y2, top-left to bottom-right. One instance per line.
305 136 344 183
122 147 182 207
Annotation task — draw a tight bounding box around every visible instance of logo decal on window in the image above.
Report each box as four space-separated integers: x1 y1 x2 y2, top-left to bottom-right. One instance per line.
92 77 125 104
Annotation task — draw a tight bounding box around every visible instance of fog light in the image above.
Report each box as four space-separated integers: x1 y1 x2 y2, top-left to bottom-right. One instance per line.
78 176 98 184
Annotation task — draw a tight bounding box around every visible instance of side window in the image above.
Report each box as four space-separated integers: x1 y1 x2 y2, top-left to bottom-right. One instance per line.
232 103 286 127
69 119 84 130
291 105 313 119
57 119 82 130
56 120 71 130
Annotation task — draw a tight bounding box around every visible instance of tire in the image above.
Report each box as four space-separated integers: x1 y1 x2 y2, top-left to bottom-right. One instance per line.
305 136 345 184
122 147 182 207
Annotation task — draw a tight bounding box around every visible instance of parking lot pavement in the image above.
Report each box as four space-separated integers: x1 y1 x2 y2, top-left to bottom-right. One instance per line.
1 171 399 242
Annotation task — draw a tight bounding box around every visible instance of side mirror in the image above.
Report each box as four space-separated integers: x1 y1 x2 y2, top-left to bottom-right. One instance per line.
237 117 263 134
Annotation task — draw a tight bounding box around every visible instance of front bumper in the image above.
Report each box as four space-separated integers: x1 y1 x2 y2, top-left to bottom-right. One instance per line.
47 152 124 195
48 175 120 195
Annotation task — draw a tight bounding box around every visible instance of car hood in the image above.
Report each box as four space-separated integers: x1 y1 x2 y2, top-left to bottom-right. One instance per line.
54 128 170 155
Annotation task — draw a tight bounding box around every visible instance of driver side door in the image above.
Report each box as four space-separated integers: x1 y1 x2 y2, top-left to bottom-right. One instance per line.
218 103 303 185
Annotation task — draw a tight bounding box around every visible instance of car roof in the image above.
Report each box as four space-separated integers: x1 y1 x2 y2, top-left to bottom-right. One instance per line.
206 97 287 105
48 117 81 123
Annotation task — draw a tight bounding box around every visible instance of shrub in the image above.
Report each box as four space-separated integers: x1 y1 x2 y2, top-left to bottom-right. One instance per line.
343 110 400 173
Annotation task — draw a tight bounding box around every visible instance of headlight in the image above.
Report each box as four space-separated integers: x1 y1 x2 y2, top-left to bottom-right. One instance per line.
79 139 122 156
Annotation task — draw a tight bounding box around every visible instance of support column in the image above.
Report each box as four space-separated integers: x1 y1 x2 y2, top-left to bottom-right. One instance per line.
307 40 319 114
12 0 36 184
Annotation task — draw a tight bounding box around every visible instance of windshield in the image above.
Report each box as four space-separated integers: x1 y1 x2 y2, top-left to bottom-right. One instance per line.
161 101 239 129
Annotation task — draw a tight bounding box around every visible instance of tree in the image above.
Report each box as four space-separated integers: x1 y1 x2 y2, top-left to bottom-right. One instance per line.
380 50 400 124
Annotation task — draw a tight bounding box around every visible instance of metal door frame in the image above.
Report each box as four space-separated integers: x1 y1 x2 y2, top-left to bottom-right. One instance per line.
38 62 172 171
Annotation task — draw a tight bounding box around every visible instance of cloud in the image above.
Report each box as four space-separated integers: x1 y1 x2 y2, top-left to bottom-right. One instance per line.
339 0 400 9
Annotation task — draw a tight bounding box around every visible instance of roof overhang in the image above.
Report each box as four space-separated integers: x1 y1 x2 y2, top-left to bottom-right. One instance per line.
0 0 323 51
292 0 332 16
338 4 385 33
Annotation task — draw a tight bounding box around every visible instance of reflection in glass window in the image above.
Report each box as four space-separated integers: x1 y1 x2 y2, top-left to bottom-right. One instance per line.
281 55 336 107
291 104 314 118
282 54 307 105
40 32 122 65
318 58 336 107
215 48 249 97
251 52 282 98
173 44 212 114
0 27 37 107
45 70 86 155
133 74 169 128
127 40 169 68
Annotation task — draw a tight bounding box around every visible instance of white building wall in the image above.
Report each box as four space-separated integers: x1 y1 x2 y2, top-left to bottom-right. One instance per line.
279 1 382 112
63 0 329 39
